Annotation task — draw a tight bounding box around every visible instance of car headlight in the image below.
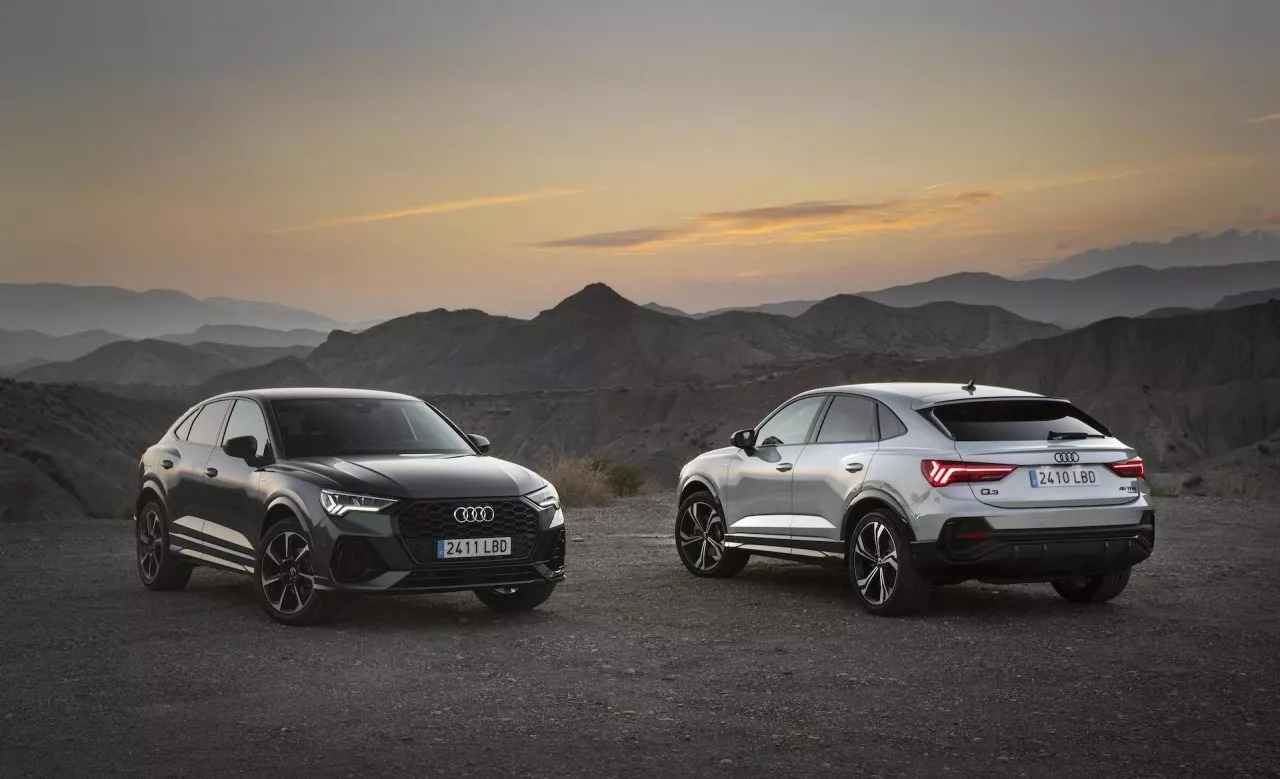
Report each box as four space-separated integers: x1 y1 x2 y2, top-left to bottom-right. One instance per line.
319 489 398 517
526 482 560 511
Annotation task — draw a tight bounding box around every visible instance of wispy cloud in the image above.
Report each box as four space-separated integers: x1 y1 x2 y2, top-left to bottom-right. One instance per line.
535 191 997 252
270 188 581 234
1247 112 1280 124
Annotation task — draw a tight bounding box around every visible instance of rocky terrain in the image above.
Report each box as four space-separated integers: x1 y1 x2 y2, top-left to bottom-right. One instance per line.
14 339 311 386
1 494 1276 777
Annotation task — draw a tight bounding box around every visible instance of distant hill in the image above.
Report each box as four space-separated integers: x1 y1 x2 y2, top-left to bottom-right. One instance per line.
157 324 330 348
193 356 327 398
14 340 310 386
860 261 1280 327
0 283 345 337
0 329 125 369
1215 287 1280 310
1022 229 1280 280
0 379 183 519
436 302 1280 493
641 303 690 317
304 283 1058 393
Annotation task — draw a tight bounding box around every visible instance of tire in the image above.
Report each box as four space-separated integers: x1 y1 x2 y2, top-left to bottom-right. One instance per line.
257 517 332 626
675 490 749 578
473 582 557 612
848 509 931 616
1052 568 1131 603
136 500 193 591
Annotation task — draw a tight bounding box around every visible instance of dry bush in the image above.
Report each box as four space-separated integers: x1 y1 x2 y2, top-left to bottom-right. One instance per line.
541 456 616 508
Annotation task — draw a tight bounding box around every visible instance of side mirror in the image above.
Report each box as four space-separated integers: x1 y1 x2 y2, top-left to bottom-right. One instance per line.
730 429 757 449
223 435 259 462
467 433 491 455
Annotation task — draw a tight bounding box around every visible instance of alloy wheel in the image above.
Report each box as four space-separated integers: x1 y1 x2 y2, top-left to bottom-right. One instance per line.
852 520 899 606
137 508 165 582
677 501 726 571
260 531 315 615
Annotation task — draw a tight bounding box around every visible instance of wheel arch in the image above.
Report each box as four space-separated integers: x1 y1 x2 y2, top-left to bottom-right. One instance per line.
135 480 167 521
842 489 916 544
262 495 308 539
678 477 719 507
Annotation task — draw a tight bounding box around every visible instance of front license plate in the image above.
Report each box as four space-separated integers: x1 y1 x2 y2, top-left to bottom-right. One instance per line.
437 537 511 559
1030 467 1099 488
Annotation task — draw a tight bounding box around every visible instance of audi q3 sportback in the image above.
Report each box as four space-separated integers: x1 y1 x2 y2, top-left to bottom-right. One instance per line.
675 383 1154 616
133 388 565 625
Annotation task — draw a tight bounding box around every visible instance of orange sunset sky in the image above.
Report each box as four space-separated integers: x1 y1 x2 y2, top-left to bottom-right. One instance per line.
2 0 1278 320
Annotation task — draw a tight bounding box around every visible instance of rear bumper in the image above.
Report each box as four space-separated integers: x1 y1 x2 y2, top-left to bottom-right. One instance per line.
910 511 1154 582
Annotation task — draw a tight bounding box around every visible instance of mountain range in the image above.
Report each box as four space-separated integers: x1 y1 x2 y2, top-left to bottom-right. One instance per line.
0 283 346 338
1020 229 1280 280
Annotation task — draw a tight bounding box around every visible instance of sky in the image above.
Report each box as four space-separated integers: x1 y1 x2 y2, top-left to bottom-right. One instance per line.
2 0 1279 321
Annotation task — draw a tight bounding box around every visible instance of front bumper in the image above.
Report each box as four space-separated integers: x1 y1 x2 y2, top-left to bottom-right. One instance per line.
911 511 1155 583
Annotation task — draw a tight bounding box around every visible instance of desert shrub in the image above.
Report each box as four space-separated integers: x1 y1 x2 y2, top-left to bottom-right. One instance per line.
598 459 645 497
541 456 615 507
1258 442 1271 455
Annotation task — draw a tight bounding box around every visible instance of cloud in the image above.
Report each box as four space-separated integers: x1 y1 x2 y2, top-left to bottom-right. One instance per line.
1247 112 1280 124
270 188 581 234
535 191 998 252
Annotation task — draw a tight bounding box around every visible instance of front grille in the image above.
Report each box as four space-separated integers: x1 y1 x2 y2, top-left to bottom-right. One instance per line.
396 499 540 565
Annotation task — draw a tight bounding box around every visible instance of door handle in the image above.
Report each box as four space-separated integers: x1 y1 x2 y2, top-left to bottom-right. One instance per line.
844 463 864 473
160 459 174 470
776 463 793 472
205 467 219 478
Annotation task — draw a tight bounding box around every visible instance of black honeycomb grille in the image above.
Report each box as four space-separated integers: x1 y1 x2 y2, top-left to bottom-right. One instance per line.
396 499 540 565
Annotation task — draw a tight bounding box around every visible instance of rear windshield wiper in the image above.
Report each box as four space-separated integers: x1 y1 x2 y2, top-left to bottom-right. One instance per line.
1047 430 1105 440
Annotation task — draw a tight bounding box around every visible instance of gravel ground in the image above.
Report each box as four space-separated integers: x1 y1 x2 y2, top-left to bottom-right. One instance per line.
1 495 1278 778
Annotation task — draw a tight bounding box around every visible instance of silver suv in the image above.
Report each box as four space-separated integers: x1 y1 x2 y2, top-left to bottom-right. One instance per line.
674 382 1154 615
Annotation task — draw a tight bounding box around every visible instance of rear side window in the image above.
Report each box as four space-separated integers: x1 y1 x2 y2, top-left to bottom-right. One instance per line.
173 409 199 441
877 403 908 439
186 400 233 446
931 400 1110 442
816 395 877 443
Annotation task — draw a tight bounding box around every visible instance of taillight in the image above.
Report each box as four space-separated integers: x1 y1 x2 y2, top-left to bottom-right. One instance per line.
1106 457 1146 480
921 460 1016 487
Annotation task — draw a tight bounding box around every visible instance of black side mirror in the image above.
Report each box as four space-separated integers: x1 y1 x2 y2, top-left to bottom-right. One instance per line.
223 435 259 462
467 433 491 455
730 429 757 449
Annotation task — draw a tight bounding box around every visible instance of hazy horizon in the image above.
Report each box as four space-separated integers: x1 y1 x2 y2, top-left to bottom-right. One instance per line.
3 0 1278 319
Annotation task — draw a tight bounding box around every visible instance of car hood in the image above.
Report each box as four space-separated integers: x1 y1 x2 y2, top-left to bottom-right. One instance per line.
284 454 545 499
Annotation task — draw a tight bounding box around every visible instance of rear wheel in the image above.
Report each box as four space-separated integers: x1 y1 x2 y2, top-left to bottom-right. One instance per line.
257 517 332 626
848 509 930 616
473 582 557 611
136 501 192 591
1052 568 1131 603
675 490 749 578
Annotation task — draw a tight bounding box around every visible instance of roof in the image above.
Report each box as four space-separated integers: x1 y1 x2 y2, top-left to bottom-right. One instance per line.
796 382 1048 408
206 387 421 402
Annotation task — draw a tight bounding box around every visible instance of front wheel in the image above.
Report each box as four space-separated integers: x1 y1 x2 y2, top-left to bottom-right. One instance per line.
675 491 749 578
473 582 557 611
1052 569 1131 603
848 509 931 616
257 518 332 626
136 501 193 591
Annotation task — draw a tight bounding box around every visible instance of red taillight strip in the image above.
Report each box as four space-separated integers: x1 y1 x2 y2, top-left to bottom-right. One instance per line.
1106 457 1146 480
921 459 1016 487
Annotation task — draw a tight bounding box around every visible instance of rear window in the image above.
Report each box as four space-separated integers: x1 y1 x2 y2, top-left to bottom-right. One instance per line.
930 400 1110 442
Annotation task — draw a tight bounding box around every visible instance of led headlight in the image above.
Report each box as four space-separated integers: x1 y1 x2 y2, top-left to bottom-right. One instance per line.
319 489 398 517
526 483 560 511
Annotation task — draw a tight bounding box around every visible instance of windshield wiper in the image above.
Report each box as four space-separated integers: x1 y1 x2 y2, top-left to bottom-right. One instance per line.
1047 430 1105 440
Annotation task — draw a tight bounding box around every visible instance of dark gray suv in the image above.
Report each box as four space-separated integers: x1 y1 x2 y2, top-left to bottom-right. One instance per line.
132 388 565 625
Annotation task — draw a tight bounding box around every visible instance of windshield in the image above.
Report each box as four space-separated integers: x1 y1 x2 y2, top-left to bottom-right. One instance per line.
930 399 1111 442
269 398 474 458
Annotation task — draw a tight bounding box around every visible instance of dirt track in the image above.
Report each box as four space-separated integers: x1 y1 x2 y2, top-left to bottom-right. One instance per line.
1 495 1278 778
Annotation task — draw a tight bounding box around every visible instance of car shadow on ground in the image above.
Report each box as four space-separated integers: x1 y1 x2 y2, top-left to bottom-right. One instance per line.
724 562 1133 622
176 575 556 631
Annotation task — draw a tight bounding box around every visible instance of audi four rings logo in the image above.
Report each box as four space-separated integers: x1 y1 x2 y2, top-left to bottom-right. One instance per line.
1054 452 1081 463
453 505 495 523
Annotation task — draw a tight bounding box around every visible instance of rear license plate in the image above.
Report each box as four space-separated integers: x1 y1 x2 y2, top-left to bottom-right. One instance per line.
1030 467 1099 488
437 537 511 558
